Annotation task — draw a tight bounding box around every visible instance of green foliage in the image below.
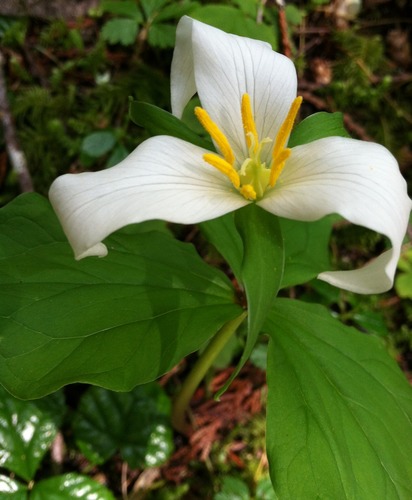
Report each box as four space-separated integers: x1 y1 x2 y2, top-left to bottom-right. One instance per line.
0 386 115 498
129 100 212 148
29 474 116 500
191 3 278 48
1 2 411 497
101 17 139 45
0 193 241 398
73 384 173 467
231 206 284 378
100 0 199 48
101 0 142 18
81 130 117 157
100 0 142 45
265 299 412 499
214 476 250 500
0 386 64 481
0 17 26 46
39 19 84 51
396 248 412 299
288 111 350 147
324 28 411 153
279 215 334 288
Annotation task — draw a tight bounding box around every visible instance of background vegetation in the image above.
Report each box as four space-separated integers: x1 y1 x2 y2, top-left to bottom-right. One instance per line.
0 0 411 498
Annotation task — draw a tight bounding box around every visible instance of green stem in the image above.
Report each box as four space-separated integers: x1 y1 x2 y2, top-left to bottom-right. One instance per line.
171 311 247 434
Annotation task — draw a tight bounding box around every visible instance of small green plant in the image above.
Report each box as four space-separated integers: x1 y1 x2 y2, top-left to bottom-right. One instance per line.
0 386 115 498
100 0 199 48
0 383 173 497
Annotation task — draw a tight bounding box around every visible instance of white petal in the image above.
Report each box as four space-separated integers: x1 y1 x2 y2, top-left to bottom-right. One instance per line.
49 136 248 259
171 16 297 163
258 137 412 293
170 16 196 119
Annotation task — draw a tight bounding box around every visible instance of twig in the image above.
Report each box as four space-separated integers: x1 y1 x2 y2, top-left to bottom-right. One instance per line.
275 0 292 58
299 89 374 141
0 50 34 192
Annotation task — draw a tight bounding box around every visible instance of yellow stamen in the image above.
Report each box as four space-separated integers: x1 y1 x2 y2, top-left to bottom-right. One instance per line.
269 149 291 186
270 96 302 187
272 96 302 161
240 184 257 201
241 94 259 151
203 153 240 189
195 107 235 166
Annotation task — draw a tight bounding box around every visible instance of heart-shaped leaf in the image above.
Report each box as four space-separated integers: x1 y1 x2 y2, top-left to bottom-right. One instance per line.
0 386 65 481
30 473 115 500
72 383 173 468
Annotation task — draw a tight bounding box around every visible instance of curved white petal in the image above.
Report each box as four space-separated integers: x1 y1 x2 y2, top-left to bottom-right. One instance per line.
170 16 196 119
49 136 248 259
258 137 412 293
171 16 297 163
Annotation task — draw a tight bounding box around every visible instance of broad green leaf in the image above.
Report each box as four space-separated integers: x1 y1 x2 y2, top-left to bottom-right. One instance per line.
129 101 212 149
101 18 138 46
265 299 412 499
81 131 116 157
191 5 278 48
279 215 335 288
288 112 350 148
235 205 283 363
30 473 115 500
72 384 173 468
0 194 241 399
201 213 334 290
0 475 27 498
0 386 65 481
217 205 283 397
352 310 389 337
199 212 243 283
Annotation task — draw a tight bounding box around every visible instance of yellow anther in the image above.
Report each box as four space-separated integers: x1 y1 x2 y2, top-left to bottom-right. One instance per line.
240 184 257 201
269 149 291 186
272 96 302 162
203 153 240 189
195 107 235 166
270 96 302 187
241 94 259 151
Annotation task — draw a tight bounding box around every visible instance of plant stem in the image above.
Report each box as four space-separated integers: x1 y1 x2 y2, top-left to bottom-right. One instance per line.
171 311 247 434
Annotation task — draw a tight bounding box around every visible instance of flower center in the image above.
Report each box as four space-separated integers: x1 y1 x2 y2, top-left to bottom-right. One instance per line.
195 94 302 201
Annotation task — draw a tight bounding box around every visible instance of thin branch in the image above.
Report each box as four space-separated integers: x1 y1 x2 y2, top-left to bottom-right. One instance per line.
275 0 292 58
0 50 34 192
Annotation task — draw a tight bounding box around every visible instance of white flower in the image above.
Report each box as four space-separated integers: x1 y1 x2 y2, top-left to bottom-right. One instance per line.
49 16 411 294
